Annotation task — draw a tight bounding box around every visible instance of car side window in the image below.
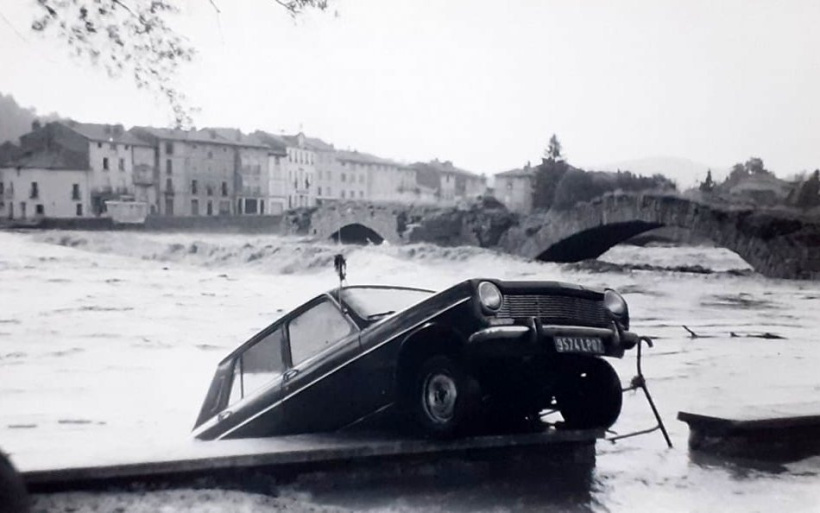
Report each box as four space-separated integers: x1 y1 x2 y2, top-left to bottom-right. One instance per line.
227 327 286 405
288 299 355 366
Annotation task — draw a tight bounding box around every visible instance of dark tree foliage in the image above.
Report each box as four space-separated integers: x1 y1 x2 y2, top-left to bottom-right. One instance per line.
550 169 676 210
532 157 569 210
699 169 715 193
721 157 772 189
794 170 820 209
31 0 330 127
544 134 562 161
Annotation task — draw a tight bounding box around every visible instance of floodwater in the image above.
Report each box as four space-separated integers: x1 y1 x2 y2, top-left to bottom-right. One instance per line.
1 230 819 513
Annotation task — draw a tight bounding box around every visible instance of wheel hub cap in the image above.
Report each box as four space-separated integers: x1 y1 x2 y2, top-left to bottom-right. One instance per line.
423 373 458 423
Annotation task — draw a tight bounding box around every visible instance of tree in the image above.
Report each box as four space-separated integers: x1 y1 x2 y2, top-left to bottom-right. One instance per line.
794 170 820 209
544 134 562 161
744 157 768 175
31 0 330 127
699 169 715 193
532 158 569 210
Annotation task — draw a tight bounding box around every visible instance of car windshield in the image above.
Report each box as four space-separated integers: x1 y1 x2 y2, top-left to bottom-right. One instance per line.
341 287 434 320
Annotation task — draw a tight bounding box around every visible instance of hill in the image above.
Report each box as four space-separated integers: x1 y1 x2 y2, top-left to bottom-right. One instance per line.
0 93 62 144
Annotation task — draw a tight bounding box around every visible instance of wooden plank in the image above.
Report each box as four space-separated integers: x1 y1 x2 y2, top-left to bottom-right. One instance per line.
21 429 602 489
677 403 820 462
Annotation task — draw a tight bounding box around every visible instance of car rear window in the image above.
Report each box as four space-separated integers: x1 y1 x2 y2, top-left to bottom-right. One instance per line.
288 300 355 366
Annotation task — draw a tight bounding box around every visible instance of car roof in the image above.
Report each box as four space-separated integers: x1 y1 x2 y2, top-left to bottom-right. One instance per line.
335 284 436 294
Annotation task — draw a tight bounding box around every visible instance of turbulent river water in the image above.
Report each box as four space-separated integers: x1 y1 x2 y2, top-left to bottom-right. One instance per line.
1 230 819 513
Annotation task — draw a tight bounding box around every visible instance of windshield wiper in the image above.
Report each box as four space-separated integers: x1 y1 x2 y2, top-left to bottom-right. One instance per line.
366 310 395 321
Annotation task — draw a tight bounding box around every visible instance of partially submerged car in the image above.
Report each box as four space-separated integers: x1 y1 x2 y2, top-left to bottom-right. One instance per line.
193 279 642 440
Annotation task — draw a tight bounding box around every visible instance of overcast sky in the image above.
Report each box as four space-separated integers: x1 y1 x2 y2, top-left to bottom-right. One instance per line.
2 0 819 186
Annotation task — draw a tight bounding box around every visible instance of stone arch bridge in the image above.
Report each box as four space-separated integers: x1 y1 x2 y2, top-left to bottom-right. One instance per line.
288 202 428 245
286 195 820 280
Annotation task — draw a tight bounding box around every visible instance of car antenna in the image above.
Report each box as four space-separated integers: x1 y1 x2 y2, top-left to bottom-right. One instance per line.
334 253 347 310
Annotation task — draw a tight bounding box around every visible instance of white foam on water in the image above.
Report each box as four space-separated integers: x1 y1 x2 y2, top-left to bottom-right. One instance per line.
2 230 819 512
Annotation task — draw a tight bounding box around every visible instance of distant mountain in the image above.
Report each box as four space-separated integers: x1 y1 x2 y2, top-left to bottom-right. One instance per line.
0 93 62 144
595 156 729 190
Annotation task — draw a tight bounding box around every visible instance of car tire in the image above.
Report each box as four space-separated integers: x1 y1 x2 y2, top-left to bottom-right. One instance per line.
410 355 477 438
554 356 623 430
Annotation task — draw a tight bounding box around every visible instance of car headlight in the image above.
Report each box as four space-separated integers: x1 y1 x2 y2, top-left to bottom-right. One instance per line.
478 281 502 310
604 289 627 317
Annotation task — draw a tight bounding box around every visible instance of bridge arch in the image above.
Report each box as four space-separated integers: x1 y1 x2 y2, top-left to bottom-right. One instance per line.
536 221 663 262
330 223 385 245
509 193 819 279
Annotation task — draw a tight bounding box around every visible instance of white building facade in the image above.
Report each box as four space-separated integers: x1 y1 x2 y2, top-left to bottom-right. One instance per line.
0 166 91 219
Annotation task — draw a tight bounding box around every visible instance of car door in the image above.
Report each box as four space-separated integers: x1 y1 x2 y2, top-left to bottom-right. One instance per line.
280 296 366 434
203 324 290 440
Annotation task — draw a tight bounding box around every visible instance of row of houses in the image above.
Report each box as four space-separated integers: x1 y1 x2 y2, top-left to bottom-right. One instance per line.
0 121 488 221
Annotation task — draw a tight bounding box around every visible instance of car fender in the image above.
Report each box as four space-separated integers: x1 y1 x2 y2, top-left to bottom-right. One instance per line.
392 321 468 399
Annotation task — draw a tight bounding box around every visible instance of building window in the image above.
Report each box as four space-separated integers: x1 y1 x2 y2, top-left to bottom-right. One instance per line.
221 181 228 197
341 190 346 199
191 199 199 216
191 180 198 195
118 158 125 172
207 201 213 216
0 182 4 196
206 185 213 196
103 157 109 171
166 159 172 175
318 186 322 196
341 173 346 182
166 178 173 191
110 143 117 151
35 204 44 215
97 142 102 149
30 182 39 199
76 203 83 216
165 142 174 155
125 145 129 150
71 184 80 200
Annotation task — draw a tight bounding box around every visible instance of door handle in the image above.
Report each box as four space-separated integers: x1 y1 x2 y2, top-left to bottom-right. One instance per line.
217 410 233 422
284 368 300 381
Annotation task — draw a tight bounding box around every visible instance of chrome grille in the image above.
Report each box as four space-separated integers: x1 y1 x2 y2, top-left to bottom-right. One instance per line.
497 294 610 327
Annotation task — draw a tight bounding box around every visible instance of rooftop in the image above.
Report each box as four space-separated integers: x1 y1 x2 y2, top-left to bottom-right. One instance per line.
131 127 265 147
62 121 150 147
496 166 535 178
411 159 481 178
336 149 404 167
3 149 86 170
250 131 289 154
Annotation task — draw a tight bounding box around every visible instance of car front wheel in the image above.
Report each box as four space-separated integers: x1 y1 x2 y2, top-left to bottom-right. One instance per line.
411 355 477 438
554 356 623 430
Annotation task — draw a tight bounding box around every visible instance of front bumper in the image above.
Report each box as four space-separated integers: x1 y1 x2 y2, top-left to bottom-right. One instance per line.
467 320 639 358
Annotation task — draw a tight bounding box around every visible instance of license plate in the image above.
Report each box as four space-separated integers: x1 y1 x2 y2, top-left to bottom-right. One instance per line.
554 336 604 355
